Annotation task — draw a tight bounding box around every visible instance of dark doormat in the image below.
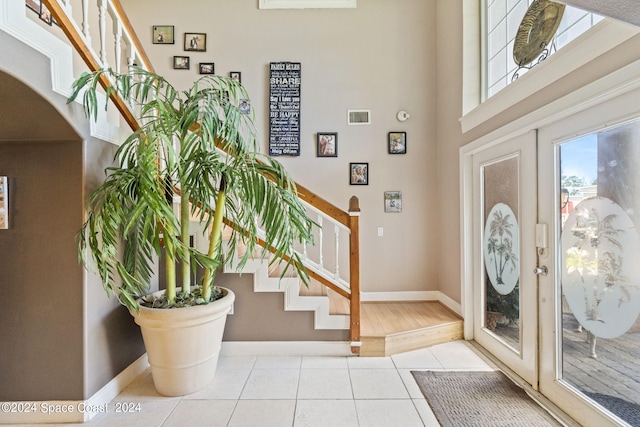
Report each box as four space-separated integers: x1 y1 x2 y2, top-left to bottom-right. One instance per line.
411 370 562 426
586 392 640 427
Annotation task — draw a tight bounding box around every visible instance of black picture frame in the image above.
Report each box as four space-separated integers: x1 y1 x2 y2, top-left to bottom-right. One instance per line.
173 56 190 70
184 33 206 52
350 162 368 185
39 2 53 26
229 71 242 83
317 132 338 157
199 62 215 74
388 131 407 154
153 25 175 44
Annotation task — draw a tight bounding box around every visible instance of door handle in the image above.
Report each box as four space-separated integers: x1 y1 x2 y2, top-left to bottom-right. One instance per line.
533 266 548 276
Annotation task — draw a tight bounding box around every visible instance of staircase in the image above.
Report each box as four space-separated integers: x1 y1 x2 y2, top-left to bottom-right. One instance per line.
4 0 463 358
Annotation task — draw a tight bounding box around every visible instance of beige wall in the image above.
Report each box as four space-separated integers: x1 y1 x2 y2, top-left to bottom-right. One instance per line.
120 0 439 294
434 1 640 303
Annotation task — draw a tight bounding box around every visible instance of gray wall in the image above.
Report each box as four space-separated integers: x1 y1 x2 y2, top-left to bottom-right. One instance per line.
0 32 145 400
0 140 84 400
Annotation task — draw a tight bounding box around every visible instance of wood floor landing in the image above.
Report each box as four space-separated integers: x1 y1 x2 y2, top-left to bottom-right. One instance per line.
298 281 463 356
359 301 463 357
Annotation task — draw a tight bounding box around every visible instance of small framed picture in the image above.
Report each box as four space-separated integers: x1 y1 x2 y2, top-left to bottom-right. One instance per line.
350 163 368 185
199 63 215 74
384 191 402 213
0 176 8 229
239 99 251 114
388 132 407 154
229 71 242 83
317 132 337 157
39 2 53 26
152 25 174 44
184 33 206 52
173 56 190 70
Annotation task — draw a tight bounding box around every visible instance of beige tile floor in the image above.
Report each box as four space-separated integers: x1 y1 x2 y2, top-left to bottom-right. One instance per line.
36 340 496 427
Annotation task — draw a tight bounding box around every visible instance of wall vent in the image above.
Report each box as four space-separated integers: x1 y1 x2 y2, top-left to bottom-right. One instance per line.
347 110 371 125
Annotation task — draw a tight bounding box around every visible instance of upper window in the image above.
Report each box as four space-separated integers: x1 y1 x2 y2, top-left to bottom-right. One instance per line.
485 0 603 99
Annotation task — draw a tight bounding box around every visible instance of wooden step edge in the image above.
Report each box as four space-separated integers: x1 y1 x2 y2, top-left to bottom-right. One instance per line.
360 321 464 357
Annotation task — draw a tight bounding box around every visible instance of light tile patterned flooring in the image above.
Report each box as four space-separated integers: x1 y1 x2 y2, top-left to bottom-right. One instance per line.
40 340 496 427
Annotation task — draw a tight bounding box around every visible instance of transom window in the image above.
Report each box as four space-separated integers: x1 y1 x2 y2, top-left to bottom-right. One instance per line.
485 0 603 99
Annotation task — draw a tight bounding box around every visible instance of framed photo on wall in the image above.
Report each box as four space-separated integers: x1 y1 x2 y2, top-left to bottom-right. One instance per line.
388 131 407 154
317 132 337 157
184 33 206 52
384 191 402 213
229 71 242 83
350 162 368 185
39 2 53 26
199 63 215 74
153 25 174 44
0 176 8 229
173 56 190 70
239 99 251 114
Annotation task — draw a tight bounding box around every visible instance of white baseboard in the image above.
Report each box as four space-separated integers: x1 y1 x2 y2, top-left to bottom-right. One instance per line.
361 290 463 317
0 354 149 424
361 290 439 301
220 341 354 356
83 354 149 421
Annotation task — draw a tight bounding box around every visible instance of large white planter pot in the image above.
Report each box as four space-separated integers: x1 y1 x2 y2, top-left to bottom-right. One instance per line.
130 287 235 396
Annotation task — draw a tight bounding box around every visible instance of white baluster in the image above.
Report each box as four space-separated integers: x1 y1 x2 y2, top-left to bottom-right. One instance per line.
98 0 108 67
114 21 122 74
334 223 340 280
317 215 323 270
81 0 91 43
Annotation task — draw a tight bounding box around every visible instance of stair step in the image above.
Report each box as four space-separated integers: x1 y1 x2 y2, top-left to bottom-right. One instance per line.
359 301 463 357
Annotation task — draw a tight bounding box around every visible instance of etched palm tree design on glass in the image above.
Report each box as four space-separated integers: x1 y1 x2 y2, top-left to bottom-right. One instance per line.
484 203 520 295
562 197 640 339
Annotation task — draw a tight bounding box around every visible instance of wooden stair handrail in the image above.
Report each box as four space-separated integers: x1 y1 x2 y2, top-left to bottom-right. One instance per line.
44 0 361 352
43 0 152 131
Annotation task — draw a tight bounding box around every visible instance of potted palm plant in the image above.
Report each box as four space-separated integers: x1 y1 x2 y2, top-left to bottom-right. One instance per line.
69 67 314 396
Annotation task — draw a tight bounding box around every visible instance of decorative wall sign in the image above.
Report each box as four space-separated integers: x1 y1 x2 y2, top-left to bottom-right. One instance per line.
483 203 520 295
269 62 301 156
0 176 8 229
259 0 356 9
562 197 640 339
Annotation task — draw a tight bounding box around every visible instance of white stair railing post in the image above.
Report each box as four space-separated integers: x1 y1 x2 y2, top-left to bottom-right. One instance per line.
334 223 340 280
98 0 108 67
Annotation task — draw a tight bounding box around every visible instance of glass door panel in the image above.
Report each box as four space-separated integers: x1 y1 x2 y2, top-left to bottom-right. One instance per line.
557 121 640 426
472 131 538 387
483 157 521 350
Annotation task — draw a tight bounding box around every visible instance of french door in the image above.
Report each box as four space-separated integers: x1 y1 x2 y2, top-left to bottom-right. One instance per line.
471 130 539 387
538 90 640 427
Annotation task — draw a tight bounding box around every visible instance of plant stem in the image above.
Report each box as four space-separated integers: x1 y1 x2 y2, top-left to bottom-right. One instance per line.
180 188 191 295
164 234 176 303
202 177 226 301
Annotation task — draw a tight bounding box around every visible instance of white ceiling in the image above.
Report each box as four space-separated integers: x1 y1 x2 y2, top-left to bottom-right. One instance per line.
558 0 640 27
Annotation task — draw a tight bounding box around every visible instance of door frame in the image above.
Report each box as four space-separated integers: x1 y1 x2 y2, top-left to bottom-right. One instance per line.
461 59 640 427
